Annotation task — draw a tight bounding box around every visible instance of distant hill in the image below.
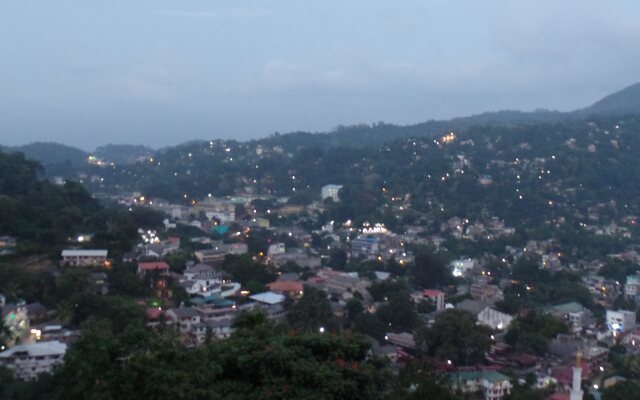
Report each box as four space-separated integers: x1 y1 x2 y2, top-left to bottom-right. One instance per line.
94 144 155 165
575 82 640 116
2 142 88 167
264 82 640 149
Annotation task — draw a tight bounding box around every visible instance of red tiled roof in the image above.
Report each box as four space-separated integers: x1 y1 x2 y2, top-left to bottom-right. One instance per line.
138 261 170 271
267 281 304 293
423 289 445 297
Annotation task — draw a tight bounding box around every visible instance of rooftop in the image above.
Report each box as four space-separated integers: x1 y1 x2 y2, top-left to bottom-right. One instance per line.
0 340 67 358
249 291 285 305
61 249 108 257
137 261 170 271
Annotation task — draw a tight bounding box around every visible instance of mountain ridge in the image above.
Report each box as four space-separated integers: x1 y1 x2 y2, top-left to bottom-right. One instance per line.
2 81 639 161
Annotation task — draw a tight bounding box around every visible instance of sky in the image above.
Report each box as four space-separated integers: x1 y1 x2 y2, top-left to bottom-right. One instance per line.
1 1 640 150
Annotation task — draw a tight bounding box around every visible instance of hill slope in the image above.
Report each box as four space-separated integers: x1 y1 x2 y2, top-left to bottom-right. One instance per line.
575 82 640 116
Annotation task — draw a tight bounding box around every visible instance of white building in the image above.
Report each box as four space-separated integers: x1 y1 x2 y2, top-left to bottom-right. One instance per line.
321 184 343 202
451 258 476 277
625 275 640 299
478 307 513 330
267 243 286 257
0 341 67 380
450 370 512 400
60 249 108 267
606 309 636 336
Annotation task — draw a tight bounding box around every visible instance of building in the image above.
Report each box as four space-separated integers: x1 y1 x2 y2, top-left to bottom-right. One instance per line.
450 370 512 400
0 341 67 380
136 261 170 277
321 184 343 202
267 243 286 257
544 302 594 333
350 237 379 259
625 275 640 299
1 300 29 343
451 258 476 277
60 249 108 267
194 249 226 266
607 309 636 336
478 307 513 330
411 289 445 312
249 291 285 306
470 281 501 302
266 281 304 298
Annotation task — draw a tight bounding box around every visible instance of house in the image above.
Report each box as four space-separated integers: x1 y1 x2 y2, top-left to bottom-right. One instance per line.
60 249 108 267
0 340 67 380
450 370 512 400
385 332 416 351
137 261 170 277
183 263 220 280
166 307 201 334
321 184 343 202
478 307 513 330
266 281 304 298
607 309 636 336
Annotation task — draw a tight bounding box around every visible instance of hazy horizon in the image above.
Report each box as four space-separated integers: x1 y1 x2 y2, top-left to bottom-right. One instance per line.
2 0 640 151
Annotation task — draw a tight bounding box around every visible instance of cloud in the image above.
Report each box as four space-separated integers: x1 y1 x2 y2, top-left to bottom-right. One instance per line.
115 65 179 103
153 9 218 19
260 58 368 91
153 6 269 20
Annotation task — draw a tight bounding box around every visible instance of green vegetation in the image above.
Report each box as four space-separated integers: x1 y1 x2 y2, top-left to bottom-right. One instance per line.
416 310 492 366
504 312 569 355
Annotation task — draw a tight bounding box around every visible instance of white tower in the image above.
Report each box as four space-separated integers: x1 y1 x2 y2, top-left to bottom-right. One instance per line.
570 352 583 400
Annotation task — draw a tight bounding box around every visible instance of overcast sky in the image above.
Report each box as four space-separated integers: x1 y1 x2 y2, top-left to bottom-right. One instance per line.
1 1 639 150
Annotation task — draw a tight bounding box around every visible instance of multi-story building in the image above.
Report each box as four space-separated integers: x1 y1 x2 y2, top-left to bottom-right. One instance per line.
350 237 379 259
60 249 108 267
607 309 636 336
0 341 67 380
450 370 512 400
625 275 640 299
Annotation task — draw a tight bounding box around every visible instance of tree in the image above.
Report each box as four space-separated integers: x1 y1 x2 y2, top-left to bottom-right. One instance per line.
287 285 336 332
345 298 364 322
505 312 568 355
390 359 462 400
416 310 491 366
376 291 419 332
410 251 451 289
601 380 640 400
